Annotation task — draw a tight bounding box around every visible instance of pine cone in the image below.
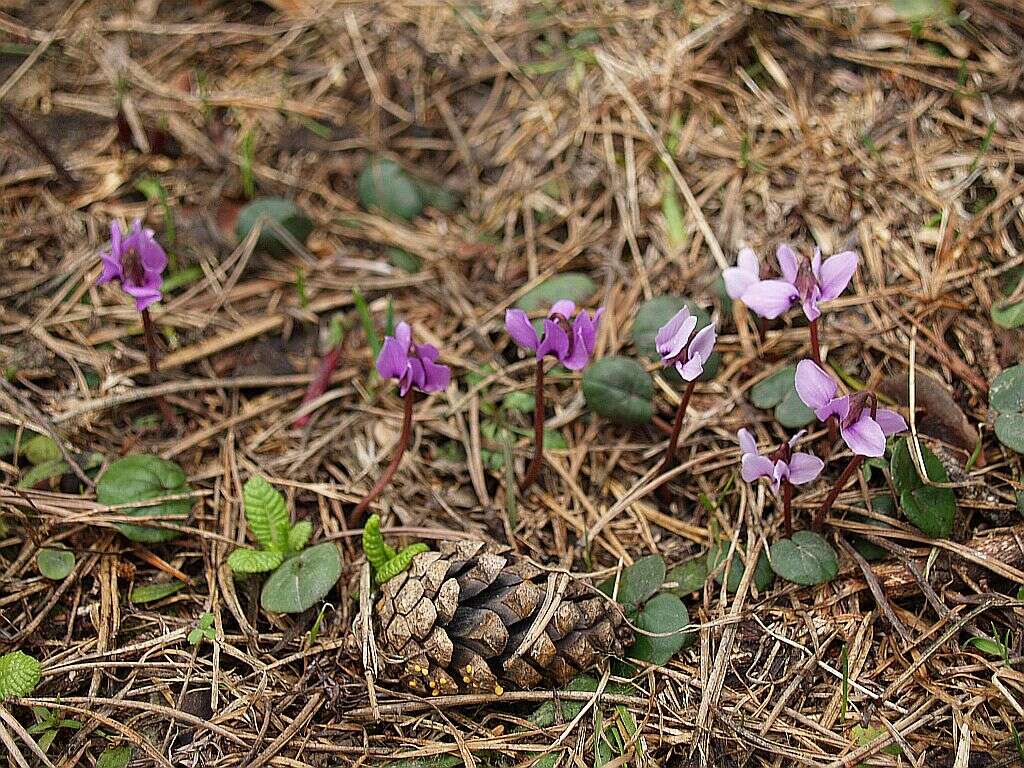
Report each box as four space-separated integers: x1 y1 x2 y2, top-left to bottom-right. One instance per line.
373 540 631 696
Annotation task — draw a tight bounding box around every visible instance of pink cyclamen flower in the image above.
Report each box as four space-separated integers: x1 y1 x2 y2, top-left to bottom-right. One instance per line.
725 244 858 321
376 321 451 395
96 219 167 311
505 299 603 371
738 428 824 493
794 360 907 457
655 307 717 382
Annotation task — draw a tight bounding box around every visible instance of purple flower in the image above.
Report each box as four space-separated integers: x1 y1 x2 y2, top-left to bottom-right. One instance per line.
738 428 824 493
727 244 858 321
654 307 717 382
794 360 907 457
505 299 603 371
96 219 167 311
376 321 451 395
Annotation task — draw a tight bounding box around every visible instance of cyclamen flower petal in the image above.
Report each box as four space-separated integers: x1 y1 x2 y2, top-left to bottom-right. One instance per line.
875 408 908 436
794 360 838 412
737 427 822 492
741 453 775 483
655 308 697 361
536 318 570 361
776 244 799 284
739 279 799 319
376 321 451 395
375 336 408 381
506 300 603 369
817 250 858 301
787 452 825 485
550 299 577 318
96 219 167 311
841 414 886 458
723 248 761 300
504 309 539 350
676 324 716 381
738 428 759 457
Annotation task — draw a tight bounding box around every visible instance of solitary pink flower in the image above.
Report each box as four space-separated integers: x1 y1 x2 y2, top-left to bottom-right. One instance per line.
794 360 907 457
655 307 716 382
505 300 602 371
96 219 167 311
376 321 450 395
725 244 858 321
738 428 823 493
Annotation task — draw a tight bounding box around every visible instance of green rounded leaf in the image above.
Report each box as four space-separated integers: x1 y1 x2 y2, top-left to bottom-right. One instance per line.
96 746 134 768
631 297 719 382
707 542 774 593
288 520 313 553
235 197 313 256
890 437 956 538
990 365 1024 414
357 158 424 221
502 391 535 413
24 435 60 466
628 593 691 665
992 298 1024 329
769 531 838 586
243 475 290 552
666 558 708 596
386 247 422 274
17 458 69 489
515 272 597 313
749 366 795 409
129 580 186 604
776 387 816 428
598 555 666 608
37 546 75 580
582 356 654 425
228 548 284 574
260 542 341 614
0 651 41 700
995 413 1024 454
96 455 191 543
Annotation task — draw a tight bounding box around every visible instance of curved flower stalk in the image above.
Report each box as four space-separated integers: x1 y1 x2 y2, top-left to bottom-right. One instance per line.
505 300 602 493
724 245 858 365
738 428 823 535
793 359 907 529
350 321 450 526
96 219 175 425
654 307 716 478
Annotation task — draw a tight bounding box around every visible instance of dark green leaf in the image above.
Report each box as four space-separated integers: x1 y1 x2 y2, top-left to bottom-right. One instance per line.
23 435 60 466
129 580 186 604
17 458 68 489
990 365 1024 414
769 531 838 586
0 427 23 458
995 413 1024 453
890 437 956 538
582 356 654 425
628 593 691 665
95 455 191 543
96 745 133 768
260 542 341 614
357 158 424 221
666 558 708 595
386 247 422 273
776 387 816 428
750 366 796 409
235 197 313 256
37 547 75 580
413 178 458 212
992 298 1024 329
706 542 774 593
515 272 597 312
598 555 666 608
849 495 896 561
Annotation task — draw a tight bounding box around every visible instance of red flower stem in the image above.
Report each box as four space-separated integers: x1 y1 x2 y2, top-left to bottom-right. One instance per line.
517 359 546 494
293 343 343 428
140 308 176 425
658 379 697 471
782 480 793 537
809 317 822 367
815 454 864 531
348 388 415 527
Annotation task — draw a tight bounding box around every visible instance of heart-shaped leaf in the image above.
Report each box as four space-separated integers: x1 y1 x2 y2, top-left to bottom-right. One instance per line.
628 593 691 665
706 542 774 593
991 365 1024 412
129 580 186 604
357 158 424 221
0 651 41 700
243 476 290 553
96 455 191 543
260 542 341 614
750 366 814 427
666 558 708 596
515 272 597 312
776 387 816 428
96 746 133 768
227 548 284 574
890 437 956 538
769 531 838 586
23 435 60 466
631 296 720 382
37 546 75 580
598 554 666 608
582 356 654 425
235 197 313 256
995 413 1024 453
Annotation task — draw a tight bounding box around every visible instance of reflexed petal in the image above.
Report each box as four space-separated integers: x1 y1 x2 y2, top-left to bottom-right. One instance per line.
421 359 451 392
737 428 759 456
841 414 886 457
875 408 907 436
776 244 799 283
572 308 602 355
505 309 539 350
810 247 822 281
394 321 412 351
816 393 850 423
676 355 703 381
737 247 759 275
109 221 124 257
818 250 858 301
723 266 759 301
562 327 591 370
800 285 822 322
794 360 838 410
97 253 122 284
403 357 426 395
376 336 409 381
687 323 716 364
654 308 695 360
124 285 162 311
787 452 824 485
549 299 576 318
537 318 569 361
741 454 774 482
770 460 789 493
137 233 168 275
739 279 798 319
